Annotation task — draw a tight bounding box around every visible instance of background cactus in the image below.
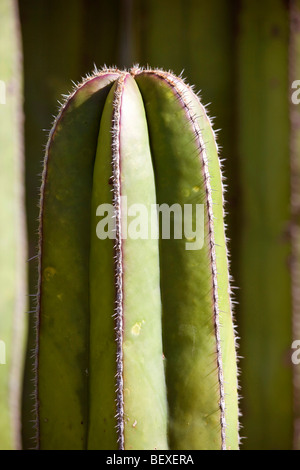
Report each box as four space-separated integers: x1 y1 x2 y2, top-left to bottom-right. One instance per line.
29 68 239 450
237 0 293 450
0 0 27 451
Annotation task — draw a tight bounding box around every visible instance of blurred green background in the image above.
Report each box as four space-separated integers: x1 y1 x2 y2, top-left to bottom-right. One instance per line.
1 0 300 449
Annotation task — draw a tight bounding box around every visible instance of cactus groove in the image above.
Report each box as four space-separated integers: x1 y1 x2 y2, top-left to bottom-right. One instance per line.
31 67 239 450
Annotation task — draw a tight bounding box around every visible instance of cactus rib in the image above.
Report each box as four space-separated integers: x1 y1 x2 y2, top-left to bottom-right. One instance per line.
111 74 126 447
35 70 120 449
0 0 26 450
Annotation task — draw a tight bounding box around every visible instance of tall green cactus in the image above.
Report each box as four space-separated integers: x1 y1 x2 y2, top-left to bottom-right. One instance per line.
0 0 27 450
27 67 239 450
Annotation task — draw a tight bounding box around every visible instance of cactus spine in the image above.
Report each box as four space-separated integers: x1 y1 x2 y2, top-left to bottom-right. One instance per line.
0 0 26 450
30 67 239 450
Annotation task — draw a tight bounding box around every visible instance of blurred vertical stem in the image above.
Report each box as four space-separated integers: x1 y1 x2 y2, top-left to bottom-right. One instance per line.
289 0 300 450
0 0 27 450
237 0 292 449
132 0 239 292
19 0 85 448
19 0 123 448
118 0 134 67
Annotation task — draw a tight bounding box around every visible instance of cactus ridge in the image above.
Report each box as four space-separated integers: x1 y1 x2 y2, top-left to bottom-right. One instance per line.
144 66 241 447
0 0 27 450
32 66 239 450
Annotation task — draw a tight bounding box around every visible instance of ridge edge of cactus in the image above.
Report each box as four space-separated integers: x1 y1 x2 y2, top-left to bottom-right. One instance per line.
111 72 126 449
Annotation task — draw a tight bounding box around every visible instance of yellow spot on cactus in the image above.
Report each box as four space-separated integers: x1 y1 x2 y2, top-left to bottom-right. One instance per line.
131 320 145 336
193 185 200 193
44 267 56 281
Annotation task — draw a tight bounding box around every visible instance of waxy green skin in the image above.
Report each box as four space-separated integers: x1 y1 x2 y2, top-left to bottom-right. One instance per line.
32 67 239 450
0 0 26 450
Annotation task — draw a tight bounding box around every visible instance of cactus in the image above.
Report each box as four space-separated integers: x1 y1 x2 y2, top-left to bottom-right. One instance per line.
25 67 239 450
237 0 293 449
0 0 27 450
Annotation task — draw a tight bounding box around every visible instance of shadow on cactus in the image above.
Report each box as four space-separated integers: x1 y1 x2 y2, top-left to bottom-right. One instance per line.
26 66 240 450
